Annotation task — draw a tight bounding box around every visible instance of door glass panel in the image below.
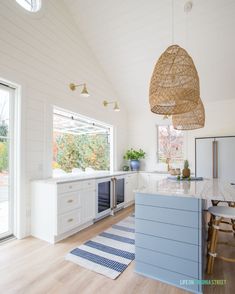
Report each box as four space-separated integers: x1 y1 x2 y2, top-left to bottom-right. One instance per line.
0 86 12 239
98 181 110 213
116 179 124 205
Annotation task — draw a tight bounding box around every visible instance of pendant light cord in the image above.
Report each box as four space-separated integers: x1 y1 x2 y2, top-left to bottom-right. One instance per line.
172 0 174 44
185 5 189 51
184 2 193 51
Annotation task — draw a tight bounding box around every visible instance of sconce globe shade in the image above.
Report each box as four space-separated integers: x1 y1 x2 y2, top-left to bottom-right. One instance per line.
80 84 90 97
113 102 120 112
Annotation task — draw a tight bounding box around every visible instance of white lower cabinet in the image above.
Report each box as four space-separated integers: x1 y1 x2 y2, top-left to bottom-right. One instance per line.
137 173 150 188
31 172 167 243
81 188 96 224
125 174 138 205
31 179 95 244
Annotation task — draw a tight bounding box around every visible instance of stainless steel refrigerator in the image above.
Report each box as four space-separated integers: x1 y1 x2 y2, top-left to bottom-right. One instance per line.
195 136 235 183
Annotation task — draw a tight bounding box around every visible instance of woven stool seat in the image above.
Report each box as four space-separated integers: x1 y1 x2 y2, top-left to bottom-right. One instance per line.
208 206 235 219
207 205 235 274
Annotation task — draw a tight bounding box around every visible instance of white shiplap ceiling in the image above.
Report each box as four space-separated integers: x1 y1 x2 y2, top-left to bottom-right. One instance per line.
64 0 235 112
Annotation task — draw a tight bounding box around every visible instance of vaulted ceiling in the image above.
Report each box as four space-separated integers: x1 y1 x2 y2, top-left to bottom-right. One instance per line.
64 0 235 112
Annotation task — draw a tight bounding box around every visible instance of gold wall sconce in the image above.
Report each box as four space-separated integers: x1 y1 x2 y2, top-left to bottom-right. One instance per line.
69 83 90 97
103 100 120 112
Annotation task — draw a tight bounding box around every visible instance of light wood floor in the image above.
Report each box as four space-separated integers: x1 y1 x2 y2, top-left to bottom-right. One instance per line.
0 206 234 294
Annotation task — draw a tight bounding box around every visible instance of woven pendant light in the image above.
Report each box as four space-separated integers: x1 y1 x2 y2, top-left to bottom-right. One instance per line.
172 97 205 130
149 45 200 115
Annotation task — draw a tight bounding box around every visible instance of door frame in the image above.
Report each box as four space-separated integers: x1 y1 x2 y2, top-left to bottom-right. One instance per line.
0 79 22 240
0 84 15 239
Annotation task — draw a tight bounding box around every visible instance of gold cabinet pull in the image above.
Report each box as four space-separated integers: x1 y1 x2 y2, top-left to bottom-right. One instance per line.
68 218 74 222
67 199 73 203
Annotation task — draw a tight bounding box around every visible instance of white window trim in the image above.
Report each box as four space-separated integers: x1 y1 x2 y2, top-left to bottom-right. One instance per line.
51 106 114 175
13 0 46 19
156 124 188 164
15 0 41 13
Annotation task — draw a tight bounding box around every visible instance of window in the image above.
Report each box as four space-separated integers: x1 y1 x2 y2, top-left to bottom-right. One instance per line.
16 0 41 12
53 108 112 176
157 125 184 166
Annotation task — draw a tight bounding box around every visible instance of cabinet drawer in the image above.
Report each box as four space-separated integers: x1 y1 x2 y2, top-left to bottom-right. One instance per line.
126 174 135 179
82 180 95 190
58 192 81 214
57 182 82 194
58 209 81 234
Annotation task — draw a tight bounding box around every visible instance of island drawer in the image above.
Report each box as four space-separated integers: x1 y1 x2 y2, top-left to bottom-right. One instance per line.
136 246 199 278
136 218 199 245
136 204 199 228
135 193 199 212
135 261 200 293
135 233 199 262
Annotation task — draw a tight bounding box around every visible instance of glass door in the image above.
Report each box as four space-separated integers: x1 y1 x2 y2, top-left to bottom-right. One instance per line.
0 84 14 240
98 181 111 214
116 178 125 206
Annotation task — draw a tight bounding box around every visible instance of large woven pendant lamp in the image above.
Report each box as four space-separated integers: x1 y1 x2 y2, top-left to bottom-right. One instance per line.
172 97 205 130
149 44 200 115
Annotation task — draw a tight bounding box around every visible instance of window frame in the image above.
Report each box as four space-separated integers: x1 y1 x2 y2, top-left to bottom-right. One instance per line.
156 124 187 165
15 0 42 13
52 106 114 175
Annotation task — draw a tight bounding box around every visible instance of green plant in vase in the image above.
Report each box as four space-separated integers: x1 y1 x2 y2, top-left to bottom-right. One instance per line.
123 148 146 171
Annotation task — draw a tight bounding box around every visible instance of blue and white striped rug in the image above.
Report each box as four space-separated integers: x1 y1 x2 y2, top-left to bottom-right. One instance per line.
66 215 135 279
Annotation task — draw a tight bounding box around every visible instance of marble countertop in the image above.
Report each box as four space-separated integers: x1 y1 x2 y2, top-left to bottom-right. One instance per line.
33 171 137 184
136 178 235 202
140 170 169 175
32 170 169 184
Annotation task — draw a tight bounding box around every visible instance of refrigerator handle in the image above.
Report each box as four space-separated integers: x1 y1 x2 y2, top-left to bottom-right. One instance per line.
212 140 218 178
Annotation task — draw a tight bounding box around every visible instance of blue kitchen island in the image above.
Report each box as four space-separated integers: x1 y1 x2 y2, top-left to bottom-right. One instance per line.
135 178 235 293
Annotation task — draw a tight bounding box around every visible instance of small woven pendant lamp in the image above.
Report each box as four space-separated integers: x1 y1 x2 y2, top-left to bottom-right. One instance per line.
149 45 200 115
172 97 205 130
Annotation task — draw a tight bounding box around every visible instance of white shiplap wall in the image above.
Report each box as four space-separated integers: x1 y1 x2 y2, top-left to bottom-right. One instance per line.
0 0 128 237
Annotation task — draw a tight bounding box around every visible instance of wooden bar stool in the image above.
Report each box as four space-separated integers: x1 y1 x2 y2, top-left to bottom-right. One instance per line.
207 206 235 274
207 200 235 242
